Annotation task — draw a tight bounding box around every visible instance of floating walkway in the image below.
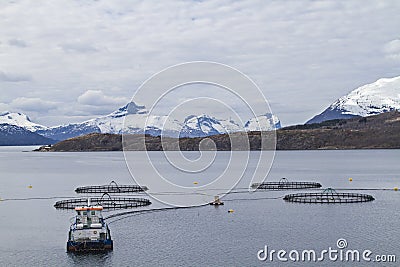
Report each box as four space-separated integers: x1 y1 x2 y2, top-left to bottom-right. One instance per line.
252 178 322 190
75 181 148 194
283 188 375 204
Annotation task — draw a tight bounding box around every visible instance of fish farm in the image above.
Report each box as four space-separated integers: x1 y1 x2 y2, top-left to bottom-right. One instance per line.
252 178 322 190
54 196 151 210
75 181 148 194
283 188 375 204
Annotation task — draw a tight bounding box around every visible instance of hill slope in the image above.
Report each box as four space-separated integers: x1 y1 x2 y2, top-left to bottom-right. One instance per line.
0 124 55 146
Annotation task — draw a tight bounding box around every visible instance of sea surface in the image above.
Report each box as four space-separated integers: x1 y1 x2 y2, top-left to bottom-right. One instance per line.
0 147 399 266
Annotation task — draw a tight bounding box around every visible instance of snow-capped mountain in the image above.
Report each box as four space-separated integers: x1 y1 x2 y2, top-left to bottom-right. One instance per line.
37 102 280 140
94 102 181 136
35 102 182 140
1 102 281 142
180 115 234 137
244 114 281 131
218 118 243 133
37 122 101 141
307 76 400 124
0 112 47 131
180 114 281 137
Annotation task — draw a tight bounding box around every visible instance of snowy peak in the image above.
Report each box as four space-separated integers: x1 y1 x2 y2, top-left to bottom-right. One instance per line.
217 118 242 133
307 75 400 124
180 113 281 137
332 76 400 116
108 102 147 118
0 111 47 132
181 114 227 137
244 114 281 131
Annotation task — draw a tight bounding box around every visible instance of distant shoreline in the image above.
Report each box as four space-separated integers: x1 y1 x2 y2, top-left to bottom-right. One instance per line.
32 147 400 152
33 111 400 152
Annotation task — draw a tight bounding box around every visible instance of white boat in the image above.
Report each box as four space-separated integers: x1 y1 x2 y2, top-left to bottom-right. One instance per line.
67 200 113 252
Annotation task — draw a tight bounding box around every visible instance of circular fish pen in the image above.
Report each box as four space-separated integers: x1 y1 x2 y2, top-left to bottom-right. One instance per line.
252 178 322 190
54 194 151 210
283 188 375 204
75 181 148 194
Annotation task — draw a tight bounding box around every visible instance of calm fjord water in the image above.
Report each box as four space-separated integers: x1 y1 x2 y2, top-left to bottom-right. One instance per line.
0 147 399 266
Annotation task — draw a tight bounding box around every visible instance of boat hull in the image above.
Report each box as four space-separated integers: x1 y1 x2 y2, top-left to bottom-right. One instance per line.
67 240 113 252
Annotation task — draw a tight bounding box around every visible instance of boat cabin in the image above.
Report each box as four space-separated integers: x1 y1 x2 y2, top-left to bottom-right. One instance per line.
74 206 104 229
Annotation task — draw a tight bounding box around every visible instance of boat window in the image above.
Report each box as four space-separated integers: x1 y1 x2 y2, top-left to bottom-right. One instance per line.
77 211 80 215
82 211 87 216
91 211 95 215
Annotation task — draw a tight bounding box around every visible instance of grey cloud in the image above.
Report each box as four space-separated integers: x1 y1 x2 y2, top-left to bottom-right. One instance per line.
10 97 58 112
384 39 400 60
8 38 27 47
0 71 31 82
0 103 9 112
0 1 399 126
56 101 120 120
77 90 128 106
60 42 98 53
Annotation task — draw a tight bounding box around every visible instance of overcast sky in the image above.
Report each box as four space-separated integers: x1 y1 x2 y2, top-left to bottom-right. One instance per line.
1 0 399 126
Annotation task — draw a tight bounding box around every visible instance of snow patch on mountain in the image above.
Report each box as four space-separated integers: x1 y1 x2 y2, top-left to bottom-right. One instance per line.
0 112 47 131
180 115 227 137
332 76 400 116
244 114 281 131
107 102 147 118
307 75 400 124
180 114 280 137
86 102 181 135
218 118 242 133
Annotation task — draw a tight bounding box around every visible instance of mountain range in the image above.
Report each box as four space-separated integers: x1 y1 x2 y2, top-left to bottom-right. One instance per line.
44 110 400 151
0 103 281 145
1 74 399 146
